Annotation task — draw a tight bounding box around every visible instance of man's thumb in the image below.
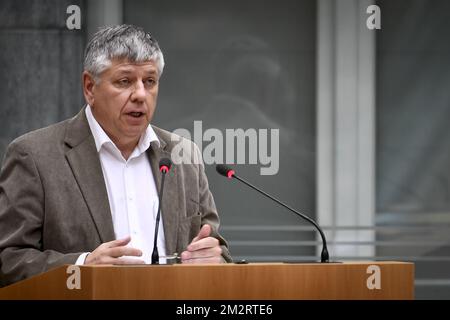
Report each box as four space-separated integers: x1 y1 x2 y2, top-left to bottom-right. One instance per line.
192 224 211 242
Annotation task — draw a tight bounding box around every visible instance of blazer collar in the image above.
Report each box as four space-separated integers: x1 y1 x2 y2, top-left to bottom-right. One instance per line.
64 108 116 243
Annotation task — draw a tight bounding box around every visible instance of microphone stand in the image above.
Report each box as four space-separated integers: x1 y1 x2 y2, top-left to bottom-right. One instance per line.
151 166 168 264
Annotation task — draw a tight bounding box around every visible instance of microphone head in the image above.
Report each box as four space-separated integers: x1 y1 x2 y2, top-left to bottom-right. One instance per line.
216 164 235 179
159 158 172 173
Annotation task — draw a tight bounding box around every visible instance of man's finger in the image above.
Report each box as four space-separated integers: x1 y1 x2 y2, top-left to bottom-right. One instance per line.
181 246 222 260
187 236 219 252
192 224 211 243
108 246 143 258
106 236 132 248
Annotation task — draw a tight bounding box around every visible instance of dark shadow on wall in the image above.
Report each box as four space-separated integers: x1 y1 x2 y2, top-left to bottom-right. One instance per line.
0 0 86 161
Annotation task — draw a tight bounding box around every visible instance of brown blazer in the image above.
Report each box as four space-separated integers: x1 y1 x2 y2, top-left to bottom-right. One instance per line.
0 108 231 287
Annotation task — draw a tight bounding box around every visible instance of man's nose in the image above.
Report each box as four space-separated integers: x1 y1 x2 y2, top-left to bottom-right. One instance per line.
130 81 146 102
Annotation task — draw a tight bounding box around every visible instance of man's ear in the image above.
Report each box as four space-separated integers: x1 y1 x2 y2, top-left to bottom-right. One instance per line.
82 71 96 106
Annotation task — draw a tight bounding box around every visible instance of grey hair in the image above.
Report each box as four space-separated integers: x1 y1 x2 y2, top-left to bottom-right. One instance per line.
84 24 165 81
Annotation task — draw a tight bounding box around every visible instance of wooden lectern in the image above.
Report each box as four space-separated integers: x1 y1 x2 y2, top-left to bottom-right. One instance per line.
0 261 414 300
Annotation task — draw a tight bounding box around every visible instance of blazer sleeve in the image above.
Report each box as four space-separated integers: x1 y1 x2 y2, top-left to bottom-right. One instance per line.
193 143 233 263
0 141 81 287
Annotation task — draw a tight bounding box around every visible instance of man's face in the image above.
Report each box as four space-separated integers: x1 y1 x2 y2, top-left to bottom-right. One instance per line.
85 59 160 147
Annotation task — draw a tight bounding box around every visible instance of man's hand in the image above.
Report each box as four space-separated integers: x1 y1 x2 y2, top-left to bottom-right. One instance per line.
181 224 224 264
85 236 145 265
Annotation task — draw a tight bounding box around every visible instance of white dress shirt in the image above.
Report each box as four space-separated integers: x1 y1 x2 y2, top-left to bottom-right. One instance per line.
75 105 167 264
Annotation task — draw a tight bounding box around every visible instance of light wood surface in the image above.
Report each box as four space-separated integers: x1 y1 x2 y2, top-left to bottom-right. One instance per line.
0 261 414 300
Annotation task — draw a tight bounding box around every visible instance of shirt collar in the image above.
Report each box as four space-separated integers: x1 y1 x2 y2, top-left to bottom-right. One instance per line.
85 104 160 155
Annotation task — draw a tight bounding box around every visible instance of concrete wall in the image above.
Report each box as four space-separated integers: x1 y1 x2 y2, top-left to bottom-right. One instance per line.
0 0 86 159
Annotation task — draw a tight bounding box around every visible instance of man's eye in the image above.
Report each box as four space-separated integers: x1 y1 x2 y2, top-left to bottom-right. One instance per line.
145 78 156 87
117 79 130 86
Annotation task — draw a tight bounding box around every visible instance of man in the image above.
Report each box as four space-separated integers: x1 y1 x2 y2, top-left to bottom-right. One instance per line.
0 24 231 287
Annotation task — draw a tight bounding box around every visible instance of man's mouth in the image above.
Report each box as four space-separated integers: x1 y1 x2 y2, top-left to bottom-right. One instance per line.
127 112 144 118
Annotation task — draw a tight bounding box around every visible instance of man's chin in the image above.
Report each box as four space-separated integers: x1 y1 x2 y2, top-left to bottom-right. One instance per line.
123 127 148 140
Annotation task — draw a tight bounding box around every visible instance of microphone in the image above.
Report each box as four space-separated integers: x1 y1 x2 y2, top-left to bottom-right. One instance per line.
151 158 172 264
216 164 330 263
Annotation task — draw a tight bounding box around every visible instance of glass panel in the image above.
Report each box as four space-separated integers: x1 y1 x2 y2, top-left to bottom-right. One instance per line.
376 0 450 299
124 0 317 260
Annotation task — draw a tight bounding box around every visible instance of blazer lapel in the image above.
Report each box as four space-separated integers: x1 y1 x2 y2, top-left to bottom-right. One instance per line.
147 141 180 256
64 109 116 243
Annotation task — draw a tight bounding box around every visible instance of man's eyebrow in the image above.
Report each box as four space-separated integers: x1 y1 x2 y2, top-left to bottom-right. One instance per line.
114 69 134 74
113 69 158 77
